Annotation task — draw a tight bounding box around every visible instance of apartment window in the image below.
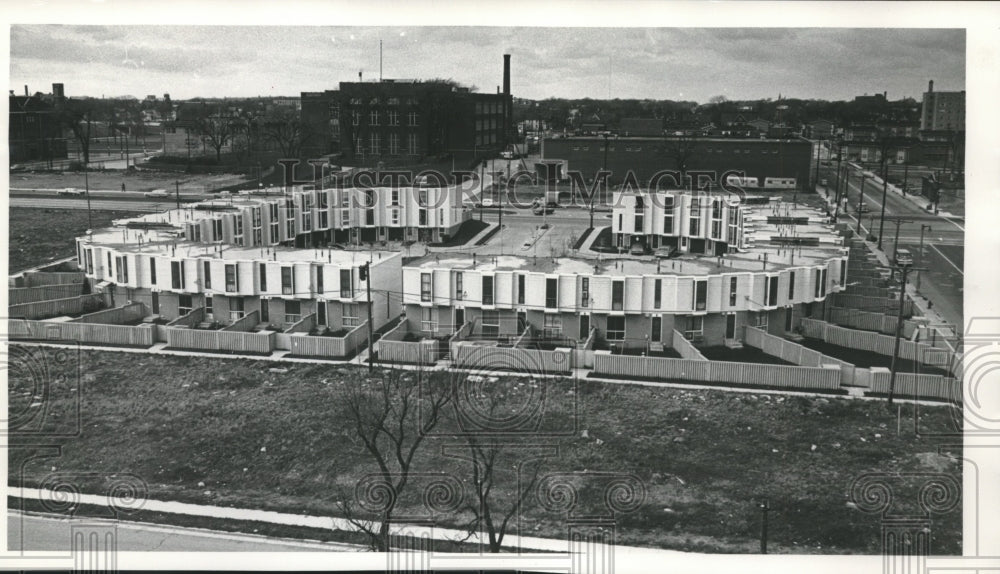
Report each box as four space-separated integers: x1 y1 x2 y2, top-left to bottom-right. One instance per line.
319 211 329 229
390 208 400 226
543 314 562 339
317 193 328 209
689 201 701 236
269 204 280 240
233 216 244 243
391 189 400 206
729 276 738 306
370 133 380 155
634 214 644 232
369 109 379 126
343 303 360 327
301 209 312 232
388 133 399 155
340 269 353 298
455 272 463 300
340 191 350 208
612 281 624 311
341 210 350 227
115 256 128 283
419 209 427 226
259 263 267 291
213 219 223 242
767 276 779 307
107 253 112 276
694 280 707 311
482 310 500 338
684 316 704 340
317 301 327 325
408 111 419 126
85 249 94 274
201 261 212 289
315 265 324 294
225 264 238 293
606 316 625 341
581 277 590 308
388 109 399 126
351 111 360 126
408 133 419 155
752 311 768 330
546 277 558 309
421 273 432 302
814 269 822 298
482 276 494 305
171 261 184 289
281 267 295 295
653 279 662 309
840 262 847 287
149 257 157 285
227 297 244 321
421 307 436 333
284 300 301 324
178 294 193 316
663 196 674 233
820 269 828 297
788 271 795 299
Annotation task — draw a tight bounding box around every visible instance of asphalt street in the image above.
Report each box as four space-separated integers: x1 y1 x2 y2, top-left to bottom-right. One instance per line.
8 512 358 552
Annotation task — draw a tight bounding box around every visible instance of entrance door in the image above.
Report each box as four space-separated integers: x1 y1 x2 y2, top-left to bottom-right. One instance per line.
454 308 465 331
785 308 794 332
579 315 590 340
151 291 159 314
725 314 736 339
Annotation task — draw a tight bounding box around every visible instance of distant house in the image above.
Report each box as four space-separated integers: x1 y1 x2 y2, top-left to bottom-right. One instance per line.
618 117 663 137
9 88 68 165
808 119 835 140
748 118 771 133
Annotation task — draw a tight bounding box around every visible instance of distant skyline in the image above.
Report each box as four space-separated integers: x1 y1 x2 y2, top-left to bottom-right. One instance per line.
10 26 965 102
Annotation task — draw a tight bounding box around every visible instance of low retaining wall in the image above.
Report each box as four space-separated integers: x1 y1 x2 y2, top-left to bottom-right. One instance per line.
9 318 155 347
592 353 841 391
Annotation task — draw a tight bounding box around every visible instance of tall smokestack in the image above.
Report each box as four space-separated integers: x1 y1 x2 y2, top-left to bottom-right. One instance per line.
503 54 511 146
928 80 934 93
24 85 28 97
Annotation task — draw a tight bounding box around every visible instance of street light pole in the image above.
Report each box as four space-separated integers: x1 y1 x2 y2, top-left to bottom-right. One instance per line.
759 499 770 554
887 265 923 406
84 162 93 230
856 171 867 234
877 157 889 249
813 139 821 191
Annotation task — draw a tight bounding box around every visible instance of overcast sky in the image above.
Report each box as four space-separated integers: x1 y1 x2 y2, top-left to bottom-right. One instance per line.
9 26 965 102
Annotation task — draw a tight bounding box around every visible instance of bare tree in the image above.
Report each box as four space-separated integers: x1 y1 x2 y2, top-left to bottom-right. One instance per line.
336 367 452 551
665 134 697 185
261 107 316 158
193 105 239 162
58 99 98 165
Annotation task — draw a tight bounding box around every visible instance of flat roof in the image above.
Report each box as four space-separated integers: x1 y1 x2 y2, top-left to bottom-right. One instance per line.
545 136 808 144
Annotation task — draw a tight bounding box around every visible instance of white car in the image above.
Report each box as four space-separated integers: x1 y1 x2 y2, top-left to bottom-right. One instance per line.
145 189 169 198
58 187 85 196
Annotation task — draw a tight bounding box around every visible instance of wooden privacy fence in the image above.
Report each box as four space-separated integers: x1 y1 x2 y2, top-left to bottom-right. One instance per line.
8 283 85 305
284 313 315 334
832 293 914 316
869 369 961 403
379 338 440 365
288 321 369 358
801 319 937 365
20 271 86 288
9 318 155 347
828 307 919 338
8 294 105 320
672 330 708 360
72 302 148 325
744 326 857 386
166 307 205 327
453 344 573 374
166 327 275 354
843 285 894 298
592 353 842 391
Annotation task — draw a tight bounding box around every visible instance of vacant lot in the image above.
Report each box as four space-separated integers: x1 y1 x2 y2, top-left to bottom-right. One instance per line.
9 207 142 273
8 346 961 554
9 170 249 194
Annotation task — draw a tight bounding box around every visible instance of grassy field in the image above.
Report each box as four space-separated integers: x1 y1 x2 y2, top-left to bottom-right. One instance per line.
9 170 250 194
7 346 961 554
8 207 142 273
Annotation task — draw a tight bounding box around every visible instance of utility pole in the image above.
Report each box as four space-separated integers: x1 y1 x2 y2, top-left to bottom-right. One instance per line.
901 155 909 197
888 217 914 262
813 139 821 191
833 150 844 220
877 140 892 249
887 265 924 405
917 224 931 290
856 171 867 234
175 180 181 210
594 133 609 230
759 499 770 554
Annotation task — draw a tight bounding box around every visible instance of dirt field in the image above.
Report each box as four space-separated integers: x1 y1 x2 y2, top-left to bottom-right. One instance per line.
8 207 142 272
9 170 252 194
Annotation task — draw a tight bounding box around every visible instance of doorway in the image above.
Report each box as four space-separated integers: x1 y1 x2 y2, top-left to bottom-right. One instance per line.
725 314 736 339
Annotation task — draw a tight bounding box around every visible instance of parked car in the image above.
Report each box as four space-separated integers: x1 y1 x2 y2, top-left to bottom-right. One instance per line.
146 189 169 198
894 248 913 267
58 187 84 196
857 202 871 213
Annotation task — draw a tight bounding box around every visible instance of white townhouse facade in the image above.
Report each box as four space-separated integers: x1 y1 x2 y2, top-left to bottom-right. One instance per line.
611 190 747 255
